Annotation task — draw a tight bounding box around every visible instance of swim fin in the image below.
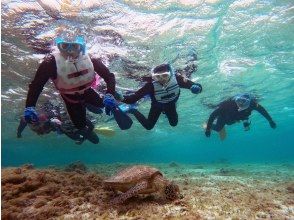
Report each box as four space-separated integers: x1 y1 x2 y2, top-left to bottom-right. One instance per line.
85 103 103 114
77 127 99 144
118 103 138 113
86 130 100 144
111 107 133 130
94 126 115 137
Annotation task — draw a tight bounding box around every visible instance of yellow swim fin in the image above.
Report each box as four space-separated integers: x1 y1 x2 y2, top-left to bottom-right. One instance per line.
218 127 227 141
94 127 115 137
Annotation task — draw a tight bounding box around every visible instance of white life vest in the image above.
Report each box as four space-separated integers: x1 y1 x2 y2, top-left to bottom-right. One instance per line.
52 53 96 94
153 74 180 104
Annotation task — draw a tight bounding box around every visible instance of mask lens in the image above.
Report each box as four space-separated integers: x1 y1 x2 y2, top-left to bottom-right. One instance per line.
237 98 246 106
58 43 81 52
59 43 70 51
236 98 249 110
161 73 170 79
153 71 170 81
71 43 81 50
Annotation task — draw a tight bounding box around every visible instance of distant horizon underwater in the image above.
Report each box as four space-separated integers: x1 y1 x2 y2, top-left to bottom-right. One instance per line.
1 0 294 168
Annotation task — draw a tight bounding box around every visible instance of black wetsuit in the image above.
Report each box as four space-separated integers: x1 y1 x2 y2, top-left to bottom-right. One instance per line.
17 115 96 144
206 99 274 132
123 74 201 130
25 54 116 130
17 117 56 137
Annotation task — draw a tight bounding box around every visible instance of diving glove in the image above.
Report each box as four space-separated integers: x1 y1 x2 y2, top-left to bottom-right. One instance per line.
103 93 117 116
24 107 39 124
190 83 202 94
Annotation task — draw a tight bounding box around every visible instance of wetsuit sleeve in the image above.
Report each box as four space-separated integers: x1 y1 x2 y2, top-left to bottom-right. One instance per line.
175 74 198 89
206 108 222 131
17 117 27 137
25 55 56 107
91 58 115 95
123 83 153 104
253 102 273 122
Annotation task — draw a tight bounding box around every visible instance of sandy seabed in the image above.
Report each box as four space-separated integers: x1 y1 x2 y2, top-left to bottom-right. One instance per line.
1 162 293 219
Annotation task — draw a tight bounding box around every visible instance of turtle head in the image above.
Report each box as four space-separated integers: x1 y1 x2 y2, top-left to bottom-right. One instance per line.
164 181 180 200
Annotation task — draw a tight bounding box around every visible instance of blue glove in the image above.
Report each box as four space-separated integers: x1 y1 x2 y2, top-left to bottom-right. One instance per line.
24 107 39 124
190 84 202 94
103 94 117 116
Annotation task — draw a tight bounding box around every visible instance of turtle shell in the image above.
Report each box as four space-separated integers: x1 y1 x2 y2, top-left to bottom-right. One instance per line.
105 165 162 185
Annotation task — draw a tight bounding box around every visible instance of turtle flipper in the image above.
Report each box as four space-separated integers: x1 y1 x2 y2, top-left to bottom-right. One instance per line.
110 180 148 205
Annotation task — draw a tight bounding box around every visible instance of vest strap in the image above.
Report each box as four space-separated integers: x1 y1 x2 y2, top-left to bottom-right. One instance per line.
58 80 93 94
68 69 89 79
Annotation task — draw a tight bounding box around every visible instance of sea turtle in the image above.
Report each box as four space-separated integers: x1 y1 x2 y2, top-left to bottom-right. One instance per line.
104 165 180 204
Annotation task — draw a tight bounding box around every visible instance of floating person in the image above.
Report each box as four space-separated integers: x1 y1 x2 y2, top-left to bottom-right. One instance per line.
17 102 99 144
23 34 132 144
204 93 277 140
17 111 63 137
120 63 202 130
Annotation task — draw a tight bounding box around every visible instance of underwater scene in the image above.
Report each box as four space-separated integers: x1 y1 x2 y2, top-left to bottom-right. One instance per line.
1 0 294 219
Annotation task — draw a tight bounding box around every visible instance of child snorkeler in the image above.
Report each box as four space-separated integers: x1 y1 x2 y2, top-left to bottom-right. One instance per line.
17 101 98 144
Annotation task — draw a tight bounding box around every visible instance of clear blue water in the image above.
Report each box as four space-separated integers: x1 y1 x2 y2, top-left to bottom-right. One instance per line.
1 0 294 167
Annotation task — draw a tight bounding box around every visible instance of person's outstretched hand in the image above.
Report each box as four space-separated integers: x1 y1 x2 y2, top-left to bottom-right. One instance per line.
190 83 202 94
269 120 277 129
103 93 117 116
24 107 39 124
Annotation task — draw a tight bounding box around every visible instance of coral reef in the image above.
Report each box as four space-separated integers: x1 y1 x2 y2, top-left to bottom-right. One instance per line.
2 163 294 219
1 164 104 220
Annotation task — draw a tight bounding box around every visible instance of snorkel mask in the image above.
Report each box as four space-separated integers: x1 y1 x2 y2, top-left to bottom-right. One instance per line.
55 36 86 55
151 63 173 85
233 93 252 111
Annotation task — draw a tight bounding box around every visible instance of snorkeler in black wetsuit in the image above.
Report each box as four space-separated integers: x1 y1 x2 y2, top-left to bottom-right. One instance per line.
17 102 98 144
121 63 202 130
22 35 127 145
205 93 277 140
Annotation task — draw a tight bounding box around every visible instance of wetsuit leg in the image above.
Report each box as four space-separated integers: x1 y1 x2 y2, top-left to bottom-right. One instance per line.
163 103 178 127
17 117 28 138
85 119 99 144
62 130 82 142
83 88 104 114
63 98 87 129
131 104 162 130
84 88 104 107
